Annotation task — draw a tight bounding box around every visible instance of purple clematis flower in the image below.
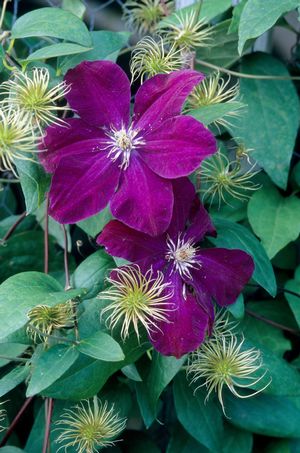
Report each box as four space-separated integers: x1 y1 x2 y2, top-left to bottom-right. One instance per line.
40 60 216 236
97 178 255 357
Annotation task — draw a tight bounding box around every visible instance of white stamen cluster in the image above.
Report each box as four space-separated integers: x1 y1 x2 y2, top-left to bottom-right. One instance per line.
165 234 200 279
104 124 145 170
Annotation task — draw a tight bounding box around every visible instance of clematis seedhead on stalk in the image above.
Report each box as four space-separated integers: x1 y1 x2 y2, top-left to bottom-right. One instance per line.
98 178 254 358
40 60 216 236
122 0 173 35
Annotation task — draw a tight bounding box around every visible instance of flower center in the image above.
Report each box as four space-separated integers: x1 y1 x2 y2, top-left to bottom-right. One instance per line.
165 234 200 279
104 124 145 170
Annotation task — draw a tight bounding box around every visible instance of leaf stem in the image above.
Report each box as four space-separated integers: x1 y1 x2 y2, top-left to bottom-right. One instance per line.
27 324 78 345
195 58 300 80
0 397 34 447
62 225 71 291
245 309 300 335
0 211 26 244
44 194 49 274
0 178 20 183
42 398 54 453
0 354 28 363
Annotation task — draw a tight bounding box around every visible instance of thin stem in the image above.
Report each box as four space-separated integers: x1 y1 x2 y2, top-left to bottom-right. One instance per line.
247 282 300 300
0 354 28 363
44 194 49 274
27 324 78 345
118 45 135 56
0 178 20 183
0 0 11 31
196 58 300 80
245 308 300 336
0 397 34 447
42 398 53 453
61 225 71 290
0 211 26 244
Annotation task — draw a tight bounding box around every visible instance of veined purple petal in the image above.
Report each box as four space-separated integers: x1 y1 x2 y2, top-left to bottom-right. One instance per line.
40 121 106 173
97 220 165 264
191 248 254 306
166 178 196 239
110 155 174 236
49 148 121 224
65 61 131 129
134 70 204 131
185 198 216 243
138 116 216 178
150 272 209 358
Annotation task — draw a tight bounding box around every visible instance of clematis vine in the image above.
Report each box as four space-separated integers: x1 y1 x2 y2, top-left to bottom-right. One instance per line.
40 60 216 236
98 178 254 357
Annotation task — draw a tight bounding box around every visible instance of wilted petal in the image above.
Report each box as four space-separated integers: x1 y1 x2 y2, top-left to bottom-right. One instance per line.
134 70 204 130
185 198 216 243
110 155 173 236
166 178 196 238
97 220 165 265
191 248 254 306
40 119 104 172
49 148 120 224
139 116 216 178
65 61 131 129
150 272 209 358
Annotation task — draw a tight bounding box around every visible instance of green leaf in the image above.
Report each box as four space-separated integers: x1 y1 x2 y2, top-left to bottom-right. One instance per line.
0 231 65 283
248 185 300 258
26 43 92 61
196 20 241 72
238 0 300 54
0 343 28 367
77 206 112 237
167 425 209 453
285 266 300 327
225 393 300 437
173 373 224 451
231 53 300 189
136 352 186 428
0 365 30 397
0 272 85 340
27 344 79 396
0 186 17 220
121 364 142 382
62 0 86 18
77 331 124 362
72 249 114 299
265 440 292 453
210 217 276 296
11 7 92 47
223 423 253 453
164 0 231 25
58 31 130 74
189 101 244 128
0 448 27 452
228 294 245 319
15 158 50 214
228 0 247 34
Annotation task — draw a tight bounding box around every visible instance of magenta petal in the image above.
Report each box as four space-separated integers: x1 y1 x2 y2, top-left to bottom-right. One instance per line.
191 248 254 306
49 150 120 224
97 220 165 264
110 156 174 236
150 272 209 358
134 70 204 130
139 116 216 178
40 119 105 172
186 198 216 243
65 61 131 129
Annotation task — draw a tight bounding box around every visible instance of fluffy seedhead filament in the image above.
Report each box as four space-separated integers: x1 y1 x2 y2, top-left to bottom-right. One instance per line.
0 401 7 432
0 107 41 177
158 9 212 51
130 36 183 82
187 334 270 415
122 0 173 35
98 265 173 341
55 397 126 453
199 150 260 207
27 301 75 343
0 67 70 130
